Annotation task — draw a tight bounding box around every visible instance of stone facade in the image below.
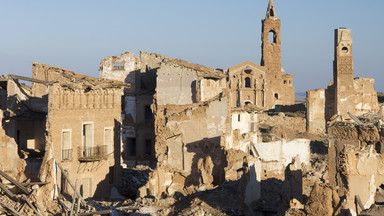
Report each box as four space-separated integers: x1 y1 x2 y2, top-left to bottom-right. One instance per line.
306 28 379 133
1 63 125 199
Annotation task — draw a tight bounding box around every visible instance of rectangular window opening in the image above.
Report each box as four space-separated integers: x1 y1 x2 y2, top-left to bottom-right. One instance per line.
145 139 152 156
104 128 113 154
127 138 136 156
145 105 153 126
62 130 71 161
113 62 124 71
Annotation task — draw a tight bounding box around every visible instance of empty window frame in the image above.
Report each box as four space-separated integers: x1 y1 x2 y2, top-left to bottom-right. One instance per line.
269 30 276 43
104 127 113 154
61 129 72 161
145 139 152 156
245 77 251 88
113 62 124 71
126 137 136 156
145 105 153 126
82 122 94 157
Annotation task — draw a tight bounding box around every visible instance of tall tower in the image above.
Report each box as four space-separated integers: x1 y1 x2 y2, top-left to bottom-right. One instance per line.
261 0 281 74
333 28 355 118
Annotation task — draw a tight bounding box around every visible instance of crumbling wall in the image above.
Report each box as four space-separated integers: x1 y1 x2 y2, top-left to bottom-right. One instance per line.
200 78 226 102
139 91 230 198
156 64 198 105
353 77 379 116
41 83 123 199
258 112 306 141
306 88 326 134
0 110 26 172
255 139 311 178
99 52 140 94
227 110 258 152
328 124 384 213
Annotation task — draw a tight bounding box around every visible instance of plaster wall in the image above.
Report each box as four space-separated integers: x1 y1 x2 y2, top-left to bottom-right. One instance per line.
254 139 310 176
306 88 326 134
156 64 198 106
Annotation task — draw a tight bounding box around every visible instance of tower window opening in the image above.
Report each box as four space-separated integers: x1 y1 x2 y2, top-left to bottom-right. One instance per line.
274 93 279 99
284 80 287 84
270 6 274 17
269 31 276 43
245 77 251 88
341 47 348 54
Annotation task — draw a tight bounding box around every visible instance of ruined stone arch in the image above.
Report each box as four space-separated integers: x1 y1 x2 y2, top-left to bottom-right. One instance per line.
244 100 253 106
269 30 277 43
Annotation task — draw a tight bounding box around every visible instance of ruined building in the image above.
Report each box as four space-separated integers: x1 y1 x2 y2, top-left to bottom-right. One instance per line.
307 28 379 134
0 63 127 199
99 0 296 167
228 0 295 109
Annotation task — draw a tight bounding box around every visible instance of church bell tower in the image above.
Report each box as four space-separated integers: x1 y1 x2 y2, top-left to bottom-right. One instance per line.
261 0 282 75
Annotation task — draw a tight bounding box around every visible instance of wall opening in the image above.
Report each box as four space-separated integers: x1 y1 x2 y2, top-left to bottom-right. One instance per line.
269 31 276 43
245 77 251 88
113 62 124 71
104 128 113 154
80 178 92 198
82 123 94 157
269 6 275 17
238 114 241 122
126 137 136 156
274 93 279 99
61 130 71 161
145 105 153 126
145 139 152 156
109 167 114 184
341 47 348 54
245 101 252 106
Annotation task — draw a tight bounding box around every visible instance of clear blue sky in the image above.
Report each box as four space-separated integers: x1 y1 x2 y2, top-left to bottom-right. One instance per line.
1 0 383 93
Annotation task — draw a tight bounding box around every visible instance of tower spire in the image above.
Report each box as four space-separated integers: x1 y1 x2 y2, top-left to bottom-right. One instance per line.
266 0 277 20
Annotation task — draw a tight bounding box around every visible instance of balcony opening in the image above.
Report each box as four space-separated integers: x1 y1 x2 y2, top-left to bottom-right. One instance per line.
61 130 71 161
82 123 94 157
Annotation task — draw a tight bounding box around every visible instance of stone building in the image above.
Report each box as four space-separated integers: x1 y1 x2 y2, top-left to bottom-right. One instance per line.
0 63 126 199
307 28 379 133
228 0 295 109
100 53 155 167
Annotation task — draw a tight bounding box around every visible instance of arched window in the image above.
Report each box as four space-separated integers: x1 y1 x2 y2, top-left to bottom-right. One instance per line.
244 77 251 88
245 77 251 88
269 30 276 43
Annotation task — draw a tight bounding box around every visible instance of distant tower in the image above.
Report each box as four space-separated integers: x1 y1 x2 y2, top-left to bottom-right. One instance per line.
261 0 281 74
333 28 355 118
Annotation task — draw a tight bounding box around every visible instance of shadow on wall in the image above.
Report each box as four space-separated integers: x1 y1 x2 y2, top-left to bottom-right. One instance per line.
191 80 197 103
184 137 226 187
169 157 256 215
92 119 122 199
310 140 328 155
